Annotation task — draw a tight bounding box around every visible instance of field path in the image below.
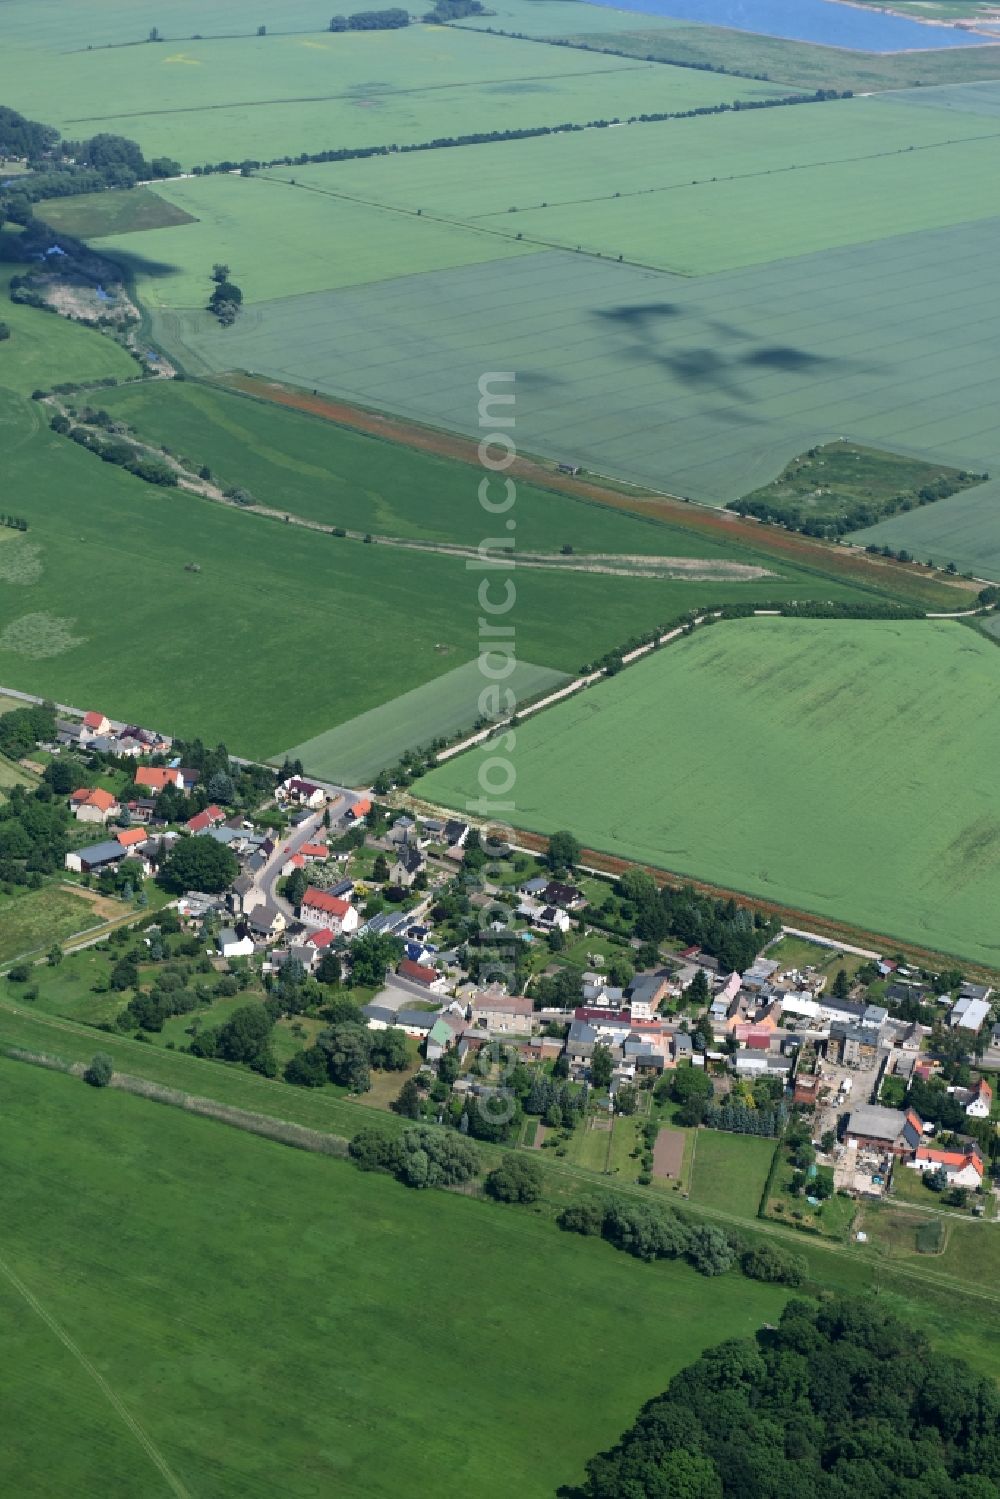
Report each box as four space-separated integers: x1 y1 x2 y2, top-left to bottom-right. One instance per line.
0 1249 193 1499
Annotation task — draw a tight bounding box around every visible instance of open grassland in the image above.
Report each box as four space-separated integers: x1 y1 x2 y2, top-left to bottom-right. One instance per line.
95 378 768 558
0 266 137 395
101 173 537 307
36 188 196 239
276 658 570 783
0 886 108 964
0 0 340 49
270 95 1000 275
0 1058 793 1498
688 1130 777 1219
419 618 1000 965
0 27 789 169
560 23 1000 91
161 219 1000 523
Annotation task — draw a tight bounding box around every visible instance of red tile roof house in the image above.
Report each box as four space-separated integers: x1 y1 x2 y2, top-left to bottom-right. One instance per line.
346 797 372 822
299 842 329 862
185 805 226 834
115 827 148 850
134 767 185 793
397 958 448 994
299 886 359 936
965 1078 993 1118
907 1145 984 1190
82 711 111 736
70 787 120 825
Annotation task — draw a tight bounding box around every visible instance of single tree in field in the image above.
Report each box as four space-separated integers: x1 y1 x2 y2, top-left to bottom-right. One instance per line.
47 943 63 967
211 263 231 284
831 967 850 999
84 1052 113 1088
393 1077 422 1119
547 829 580 874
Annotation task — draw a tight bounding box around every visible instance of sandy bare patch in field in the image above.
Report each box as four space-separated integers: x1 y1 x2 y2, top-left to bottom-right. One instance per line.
652 1128 686 1180
0 538 43 586
0 612 84 658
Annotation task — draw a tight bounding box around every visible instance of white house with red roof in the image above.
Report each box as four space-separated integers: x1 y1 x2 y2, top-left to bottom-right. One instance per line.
82 711 111 736
278 777 326 809
300 886 359 935
397 957 448 994
965 1078 993 1119
115 827 147 851
346 797 371 823
907 1144 984 1189
70 786 120 825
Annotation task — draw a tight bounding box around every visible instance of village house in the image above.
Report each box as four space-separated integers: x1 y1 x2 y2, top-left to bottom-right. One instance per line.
82 710 111 737
185 805 226 835
244 904 287 944
217 928 255 960
397 957 448 994
70 786 120 825
426 1012 465 1062
115 826 148 853
469 992 535 1036
541 881 586 910
134 766 185 794
828 1020 881 1070
845 1105 924 1157
277 777 326 809
299 885 359 936
963 1078 993 1118
907 1144 984 1190
535 904 571 934
950 992 992 1033
345 797 372 824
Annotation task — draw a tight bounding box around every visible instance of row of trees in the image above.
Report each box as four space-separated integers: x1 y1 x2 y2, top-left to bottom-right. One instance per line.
614 866 780 973
329 8 409 29
49 411 178 487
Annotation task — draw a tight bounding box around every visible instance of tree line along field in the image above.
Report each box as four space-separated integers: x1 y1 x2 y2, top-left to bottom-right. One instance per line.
0 1059 793 1498
163 220 1000 536
1 26 791 171
418 618 1000 966
259 94 1000 275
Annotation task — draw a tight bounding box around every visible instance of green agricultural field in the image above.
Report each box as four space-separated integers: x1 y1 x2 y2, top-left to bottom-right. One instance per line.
0 0 338 50
159 218 1000 515
267 95 1000 275
36 188 196 239
277 658 570 783
100 173 537 308
688 1129 777 1219
94 377 770 558
0 886 108 964
0 1058 793 1497
418 618 1000 964
563 23 1000 92
0 27 788 169
853 478 1000 581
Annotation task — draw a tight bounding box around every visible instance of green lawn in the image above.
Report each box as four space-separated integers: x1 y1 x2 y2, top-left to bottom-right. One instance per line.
419 617 1000 964
688 1129 777 1219
0 1057 793 1497
854 477 1000 582
0 886 110 964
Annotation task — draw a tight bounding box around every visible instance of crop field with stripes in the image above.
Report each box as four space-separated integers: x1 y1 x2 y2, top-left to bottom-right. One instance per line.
418 617 1000 966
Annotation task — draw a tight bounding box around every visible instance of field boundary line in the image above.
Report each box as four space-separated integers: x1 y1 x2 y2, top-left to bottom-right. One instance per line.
0 1249 193 1499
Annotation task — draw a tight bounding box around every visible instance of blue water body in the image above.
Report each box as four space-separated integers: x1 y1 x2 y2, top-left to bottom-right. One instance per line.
584 0 990 51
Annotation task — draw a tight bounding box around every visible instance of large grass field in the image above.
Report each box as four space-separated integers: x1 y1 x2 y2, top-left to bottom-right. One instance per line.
36 188 197 239
277 658 570 783
418 617 1000 964
158 217 1000 518
0 1058 793 1497
263 94 1000 275
0 27 788 169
